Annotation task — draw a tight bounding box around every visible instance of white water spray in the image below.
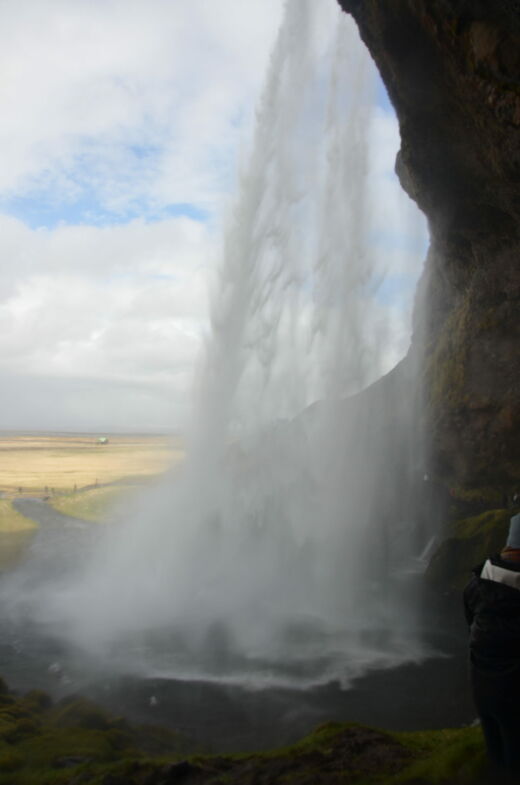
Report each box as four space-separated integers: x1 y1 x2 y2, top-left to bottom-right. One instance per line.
25 0 429 688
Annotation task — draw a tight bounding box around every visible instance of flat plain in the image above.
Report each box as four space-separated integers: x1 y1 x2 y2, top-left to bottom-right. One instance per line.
0 433 181 497
0 433 182 533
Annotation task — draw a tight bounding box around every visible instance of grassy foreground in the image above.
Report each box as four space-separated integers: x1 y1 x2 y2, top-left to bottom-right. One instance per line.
0 678 488 785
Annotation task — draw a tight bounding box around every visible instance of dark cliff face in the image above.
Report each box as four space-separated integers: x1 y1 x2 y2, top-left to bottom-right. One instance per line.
338 0 520 492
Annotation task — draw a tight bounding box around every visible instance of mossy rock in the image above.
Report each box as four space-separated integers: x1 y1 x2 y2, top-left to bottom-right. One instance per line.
426 292 471 416
391 726 486 784
0 677 490 784
18 727 119 766
0 700 38 741
426 508 511 591
0 749 24 773
0 681 191 785
50 697 118 731
22 690 53 713
99 723 487 785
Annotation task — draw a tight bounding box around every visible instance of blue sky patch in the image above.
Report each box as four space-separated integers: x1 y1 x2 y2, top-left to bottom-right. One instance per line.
375 272 416 307
376 79 393 113
0 192 210 230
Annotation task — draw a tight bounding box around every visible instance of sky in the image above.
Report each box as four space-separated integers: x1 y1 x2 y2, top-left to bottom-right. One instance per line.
0 0 427 434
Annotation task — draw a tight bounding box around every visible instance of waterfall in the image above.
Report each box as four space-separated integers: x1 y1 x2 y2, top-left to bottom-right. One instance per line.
24 0 428 688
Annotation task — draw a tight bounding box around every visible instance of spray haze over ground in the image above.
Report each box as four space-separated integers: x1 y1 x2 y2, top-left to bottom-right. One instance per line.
3 0 429 696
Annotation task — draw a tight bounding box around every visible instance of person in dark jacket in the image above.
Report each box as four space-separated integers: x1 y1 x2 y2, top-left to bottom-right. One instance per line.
464 513 520 781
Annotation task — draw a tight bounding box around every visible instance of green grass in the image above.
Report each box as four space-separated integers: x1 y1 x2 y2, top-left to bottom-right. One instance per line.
452 509 511 540
389 727 486 784
0 678 491 785
0 500 37 533
49 485 134 523
0 502 38 571
0 681 189 785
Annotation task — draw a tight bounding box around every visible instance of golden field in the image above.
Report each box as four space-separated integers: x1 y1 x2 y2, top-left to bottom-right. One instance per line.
0 433 182 497
0 433 184 534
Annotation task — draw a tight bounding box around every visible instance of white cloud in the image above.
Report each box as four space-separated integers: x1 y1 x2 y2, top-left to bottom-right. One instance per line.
0 216 211 429
0 0 288 431
0 0 428 433
0 0 284 210
0 0 287 431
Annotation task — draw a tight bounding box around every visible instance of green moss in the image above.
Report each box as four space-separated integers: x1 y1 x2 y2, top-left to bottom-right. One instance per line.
243 725 487 785
0 679 491 785
453 508 510 540
50 697 117 730
389 727 485 784
19 726 118 764
0 749 23 772
427 295 472 415
291 720 349 749
21 690 53 713
0 684 191 785
449 485 505 508
426 508 510 590
0 698 39 743
168 724 488 785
